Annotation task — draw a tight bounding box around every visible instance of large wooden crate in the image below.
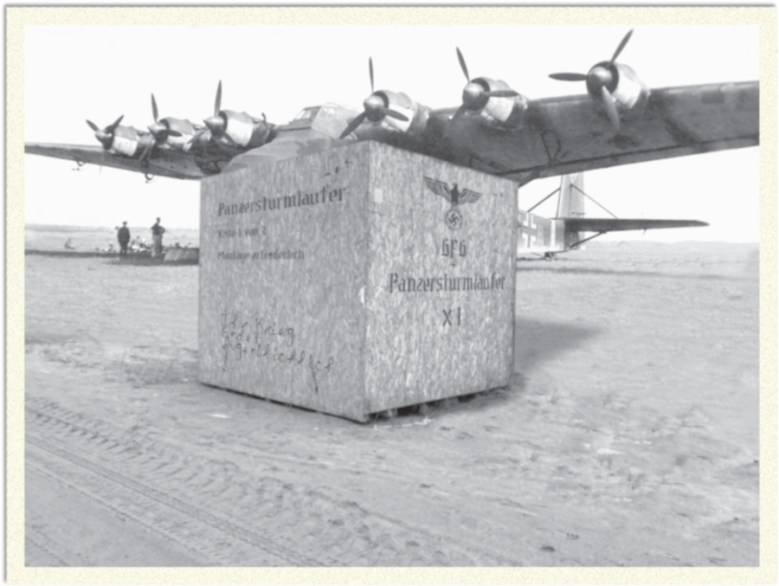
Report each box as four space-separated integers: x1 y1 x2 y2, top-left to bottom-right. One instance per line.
198 141 517 422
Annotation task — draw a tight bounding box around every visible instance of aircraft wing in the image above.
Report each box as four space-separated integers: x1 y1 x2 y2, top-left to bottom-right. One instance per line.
564 218 709 233
24 143 212 180
441 82 759 184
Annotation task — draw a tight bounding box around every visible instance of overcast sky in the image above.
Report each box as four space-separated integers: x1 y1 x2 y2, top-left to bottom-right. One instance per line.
23 24 760 242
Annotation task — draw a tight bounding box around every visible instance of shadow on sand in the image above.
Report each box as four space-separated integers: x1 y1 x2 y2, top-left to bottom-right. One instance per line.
513 316 600 373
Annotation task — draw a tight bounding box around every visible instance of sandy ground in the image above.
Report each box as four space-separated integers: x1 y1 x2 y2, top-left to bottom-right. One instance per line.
24 232 760 567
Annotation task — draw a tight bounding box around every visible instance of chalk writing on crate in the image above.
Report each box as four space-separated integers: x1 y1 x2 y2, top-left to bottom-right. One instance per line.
217 226 267 238
217 250 305 261
220 311 334 393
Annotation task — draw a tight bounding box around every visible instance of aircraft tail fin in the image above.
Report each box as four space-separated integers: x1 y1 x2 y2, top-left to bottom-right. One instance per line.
556 173 586 219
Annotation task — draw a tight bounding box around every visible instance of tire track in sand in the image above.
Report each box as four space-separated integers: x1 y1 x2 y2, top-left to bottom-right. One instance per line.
25 536 71 567
26 397 515 565
28 453 225 566
27 435 320 566
26 399 327 566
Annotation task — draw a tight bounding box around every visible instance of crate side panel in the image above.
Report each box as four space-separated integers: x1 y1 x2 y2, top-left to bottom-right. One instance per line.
198 143 371 421
364 143 516 413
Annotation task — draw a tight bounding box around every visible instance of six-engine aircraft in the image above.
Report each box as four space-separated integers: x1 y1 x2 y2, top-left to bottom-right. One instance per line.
25 30 759 188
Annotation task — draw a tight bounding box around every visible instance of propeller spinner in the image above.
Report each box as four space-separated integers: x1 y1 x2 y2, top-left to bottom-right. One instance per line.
339 58 410 139
147 94 182 143
549 29 634 131
456 48 519 112
86 115 124 150
205 81 228 139
139 94 184 163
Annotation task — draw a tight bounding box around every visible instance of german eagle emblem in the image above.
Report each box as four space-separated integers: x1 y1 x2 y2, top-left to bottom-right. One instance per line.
423 177 482 231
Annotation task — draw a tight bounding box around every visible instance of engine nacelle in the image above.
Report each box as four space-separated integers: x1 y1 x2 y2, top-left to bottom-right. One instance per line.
109 126 145 157
370 91 424 135
466 77 528 129
160 117 197 151
589 62 650 115
221 110 274 148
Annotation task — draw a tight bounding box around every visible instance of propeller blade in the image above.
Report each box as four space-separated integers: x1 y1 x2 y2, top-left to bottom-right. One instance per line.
167 129 182 138
456 47 470 83
450 104 468 124
610 29 633 65
339 112 368 139
549 72 588 82
599 85 620 131
483 89 519 98
369 57 375 94
152 94 159 123
86 120 99 131
221 132 236 147
382 108 409 122
107 115 124 133
442 105 467 143
214 80 222 116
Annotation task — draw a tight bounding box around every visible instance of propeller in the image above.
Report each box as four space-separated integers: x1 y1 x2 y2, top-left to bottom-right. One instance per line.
548 29 634 131
456 47 519 112
188 81 236 147
211 81 236 145
139 94 184 164
339 58 410 139
146 94 182 143
86 115 124 149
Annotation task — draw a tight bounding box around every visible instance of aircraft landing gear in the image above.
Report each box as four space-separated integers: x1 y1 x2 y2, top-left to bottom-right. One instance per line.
543 252 557 261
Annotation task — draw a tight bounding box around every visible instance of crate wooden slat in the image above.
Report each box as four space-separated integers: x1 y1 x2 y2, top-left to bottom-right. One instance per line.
199 141 517 422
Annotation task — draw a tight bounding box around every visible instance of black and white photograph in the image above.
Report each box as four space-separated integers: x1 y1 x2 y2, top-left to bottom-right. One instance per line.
10 5 768 576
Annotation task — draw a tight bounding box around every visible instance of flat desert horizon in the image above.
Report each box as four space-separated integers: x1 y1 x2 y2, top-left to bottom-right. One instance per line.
23 224 760 566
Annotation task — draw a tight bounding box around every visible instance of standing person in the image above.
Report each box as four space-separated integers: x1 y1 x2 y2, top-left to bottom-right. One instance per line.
151 217 166 258
117 222 131 256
